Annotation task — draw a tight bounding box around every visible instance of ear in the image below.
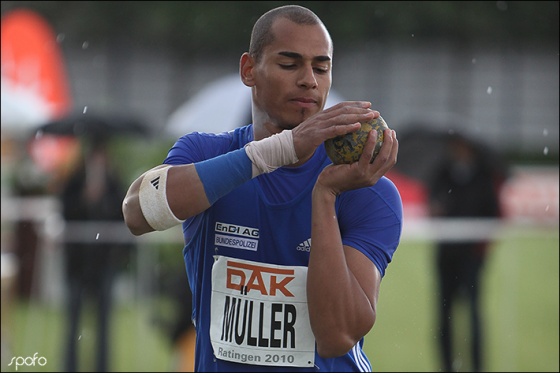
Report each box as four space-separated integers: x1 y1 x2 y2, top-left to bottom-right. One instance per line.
239 52 256 87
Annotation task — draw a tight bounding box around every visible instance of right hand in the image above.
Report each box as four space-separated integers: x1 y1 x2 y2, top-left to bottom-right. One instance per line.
291 101 378 164
314 128 398 196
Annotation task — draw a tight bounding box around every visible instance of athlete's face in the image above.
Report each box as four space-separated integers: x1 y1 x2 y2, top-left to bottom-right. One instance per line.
243 18 333 133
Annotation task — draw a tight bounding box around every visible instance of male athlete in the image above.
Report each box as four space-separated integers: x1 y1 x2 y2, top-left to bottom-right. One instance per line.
123 5 402 371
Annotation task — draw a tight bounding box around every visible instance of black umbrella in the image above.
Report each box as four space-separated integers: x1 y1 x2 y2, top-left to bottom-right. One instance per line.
395 125 510 186
34 111 151 141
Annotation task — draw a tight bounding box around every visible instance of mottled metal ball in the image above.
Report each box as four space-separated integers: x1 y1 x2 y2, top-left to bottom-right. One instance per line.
324 116 389 164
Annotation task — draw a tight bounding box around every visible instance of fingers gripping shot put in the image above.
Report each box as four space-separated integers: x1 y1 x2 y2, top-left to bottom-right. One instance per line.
123 4 402 372
325 116 390 165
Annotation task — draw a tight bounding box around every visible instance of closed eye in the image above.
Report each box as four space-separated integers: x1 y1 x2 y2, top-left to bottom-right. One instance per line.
279 64 297 69
279 64 329 74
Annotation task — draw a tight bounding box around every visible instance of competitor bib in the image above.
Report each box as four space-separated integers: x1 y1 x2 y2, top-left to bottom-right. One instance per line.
210 255 315 367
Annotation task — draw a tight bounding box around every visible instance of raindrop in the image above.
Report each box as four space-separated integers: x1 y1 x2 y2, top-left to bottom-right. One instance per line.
472 58 477 64
487 86 493 94
543 146 549 156
83 106 88 114
447 189 453 194
82 41 89 49
56 33 65 43
96 233 100 240
545 205 550 212
35 130 43 139
411 34 415 38
78 335 82 341
543 129 548 136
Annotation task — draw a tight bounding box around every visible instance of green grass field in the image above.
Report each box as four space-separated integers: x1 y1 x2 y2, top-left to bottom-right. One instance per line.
368 226 559 372
2 227 558 372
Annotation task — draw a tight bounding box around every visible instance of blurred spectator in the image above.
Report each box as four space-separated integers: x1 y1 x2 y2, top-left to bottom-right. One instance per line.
10 153 50 299
152 253 196 372
58 137 132 372
428 133 508 372
168 270 195 372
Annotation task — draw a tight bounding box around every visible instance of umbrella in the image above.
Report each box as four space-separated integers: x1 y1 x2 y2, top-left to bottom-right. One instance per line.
165 74 345 138
394 125 510 187
35 111 151 141
29 111 150 176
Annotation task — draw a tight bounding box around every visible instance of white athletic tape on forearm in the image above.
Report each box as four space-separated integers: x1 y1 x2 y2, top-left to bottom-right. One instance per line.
138 165 184 231
244 130 299 177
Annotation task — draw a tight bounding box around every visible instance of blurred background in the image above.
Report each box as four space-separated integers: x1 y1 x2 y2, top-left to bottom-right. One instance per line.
1 1 558 372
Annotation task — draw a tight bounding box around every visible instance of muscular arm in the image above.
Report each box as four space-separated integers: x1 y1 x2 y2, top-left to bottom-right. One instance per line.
308 187 381 357
307 128 398 357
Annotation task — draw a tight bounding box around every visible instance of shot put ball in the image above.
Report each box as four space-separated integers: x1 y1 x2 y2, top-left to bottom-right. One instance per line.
324 116 389 165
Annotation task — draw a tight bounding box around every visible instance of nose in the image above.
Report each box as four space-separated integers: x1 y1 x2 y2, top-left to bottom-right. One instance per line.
297 65 318 89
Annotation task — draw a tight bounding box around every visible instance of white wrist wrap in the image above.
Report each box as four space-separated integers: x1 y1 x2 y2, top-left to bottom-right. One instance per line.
139 166 184 231
244 130 299 177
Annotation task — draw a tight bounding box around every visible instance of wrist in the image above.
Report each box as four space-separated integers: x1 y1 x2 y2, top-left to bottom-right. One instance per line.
244 130 299 177
312 183 338 204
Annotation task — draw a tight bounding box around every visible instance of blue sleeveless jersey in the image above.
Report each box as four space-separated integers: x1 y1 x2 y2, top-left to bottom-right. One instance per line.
164 125 403 372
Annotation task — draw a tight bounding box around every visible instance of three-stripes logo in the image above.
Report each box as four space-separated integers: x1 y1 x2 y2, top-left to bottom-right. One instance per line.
150 176 160 190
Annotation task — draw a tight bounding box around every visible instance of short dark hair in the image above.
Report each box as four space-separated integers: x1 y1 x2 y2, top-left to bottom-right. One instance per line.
249 5 329 62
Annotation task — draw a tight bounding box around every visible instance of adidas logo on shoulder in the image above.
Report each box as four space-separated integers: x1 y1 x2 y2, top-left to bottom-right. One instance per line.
296 238 311 252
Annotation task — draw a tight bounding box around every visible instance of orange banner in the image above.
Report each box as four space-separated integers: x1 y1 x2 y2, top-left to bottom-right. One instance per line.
1 8 72 130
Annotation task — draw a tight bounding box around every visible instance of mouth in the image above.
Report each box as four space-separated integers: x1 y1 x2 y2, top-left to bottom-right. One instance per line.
289 97 319 109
